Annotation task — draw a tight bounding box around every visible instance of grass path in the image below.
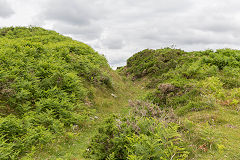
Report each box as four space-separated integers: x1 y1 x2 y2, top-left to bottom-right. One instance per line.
22 74 145 160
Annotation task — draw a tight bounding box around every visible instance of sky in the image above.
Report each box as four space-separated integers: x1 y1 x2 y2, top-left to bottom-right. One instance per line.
1 0 240 68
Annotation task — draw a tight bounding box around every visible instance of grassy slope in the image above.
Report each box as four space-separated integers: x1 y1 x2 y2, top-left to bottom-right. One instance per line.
185 107 240 160
2 27 240 159
120 48 240 159
0 26 147 160
0 27 122 159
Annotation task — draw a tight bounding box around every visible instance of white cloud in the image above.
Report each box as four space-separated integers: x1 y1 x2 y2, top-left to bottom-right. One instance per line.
2 0 240 67
0 0 14 18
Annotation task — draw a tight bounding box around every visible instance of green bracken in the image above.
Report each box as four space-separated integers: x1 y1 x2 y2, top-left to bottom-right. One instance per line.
0 26 112 159
1 27 240 159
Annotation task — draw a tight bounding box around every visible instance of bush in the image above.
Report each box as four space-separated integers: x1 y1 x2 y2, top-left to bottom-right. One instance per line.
85 115 189 160
126 48 184 79
85 101 189 159
129 100 177 123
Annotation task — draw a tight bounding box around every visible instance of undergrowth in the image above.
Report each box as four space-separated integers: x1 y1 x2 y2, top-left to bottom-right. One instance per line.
0 26 113 159
119 47 240 159
85 101 189 160
121 48 240 115
1 27 240 159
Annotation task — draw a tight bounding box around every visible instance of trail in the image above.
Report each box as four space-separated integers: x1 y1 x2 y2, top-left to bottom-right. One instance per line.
28 75 145 160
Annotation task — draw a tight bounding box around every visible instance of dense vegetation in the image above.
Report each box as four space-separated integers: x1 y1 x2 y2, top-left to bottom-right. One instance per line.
123 48 240 115
115 48 240 159
0 27 113 159
1 27 240 159
85 101 189 160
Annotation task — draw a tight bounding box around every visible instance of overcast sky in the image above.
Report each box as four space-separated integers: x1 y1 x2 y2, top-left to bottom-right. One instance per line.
1 0 240 68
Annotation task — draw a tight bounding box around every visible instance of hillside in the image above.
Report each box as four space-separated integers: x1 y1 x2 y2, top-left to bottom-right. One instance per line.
118 48 240 159
1 27 240 160
0 27 122 159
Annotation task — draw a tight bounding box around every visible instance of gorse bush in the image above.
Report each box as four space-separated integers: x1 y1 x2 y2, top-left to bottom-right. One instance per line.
0 26 112 158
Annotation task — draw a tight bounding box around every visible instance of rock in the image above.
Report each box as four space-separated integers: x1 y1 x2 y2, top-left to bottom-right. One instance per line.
111 93 117 98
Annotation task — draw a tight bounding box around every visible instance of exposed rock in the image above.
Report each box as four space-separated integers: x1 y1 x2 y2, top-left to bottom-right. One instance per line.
111 93 117 98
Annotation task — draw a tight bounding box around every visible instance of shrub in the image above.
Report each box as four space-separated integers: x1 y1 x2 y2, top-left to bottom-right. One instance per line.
85 101 189 159
126 48 184 79
129 100 177 123
0 26 112 158
85 115 189 160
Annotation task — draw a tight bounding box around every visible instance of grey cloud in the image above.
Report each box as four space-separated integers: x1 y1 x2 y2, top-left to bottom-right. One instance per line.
103 49 132 68
0 0 14 18
54 22 103 40
109 57 126 68
30 0 240 67
42 0 104 25
102 37 125 49
133 0 193 13
37 0 106 40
